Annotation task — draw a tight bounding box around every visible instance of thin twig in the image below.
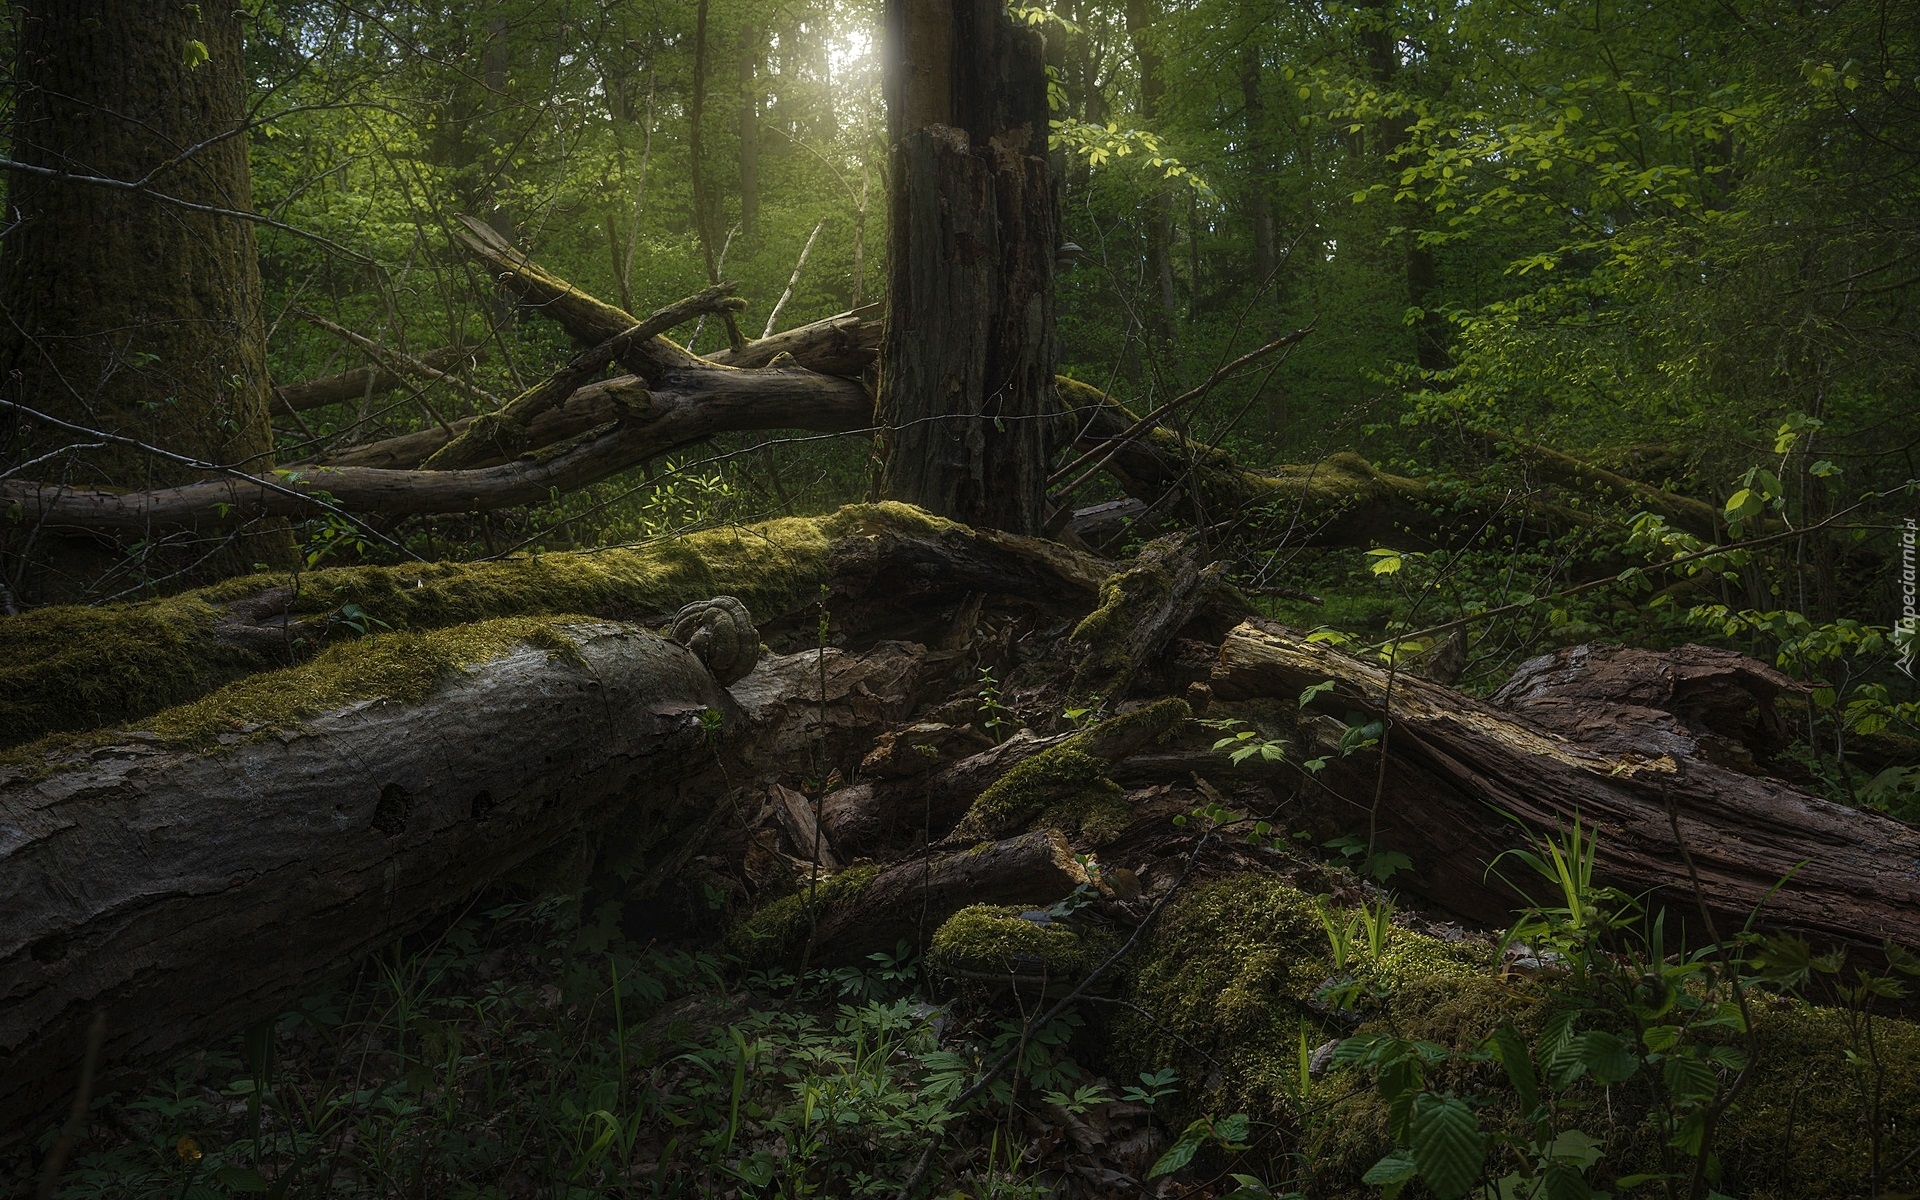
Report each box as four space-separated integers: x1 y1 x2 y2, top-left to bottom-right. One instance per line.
764 220 827 340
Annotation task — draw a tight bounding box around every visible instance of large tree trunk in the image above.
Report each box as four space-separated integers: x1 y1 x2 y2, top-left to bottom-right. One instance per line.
0 620 733 1143
1211 619 1920 952
876 0 1058 535
0 0 292 598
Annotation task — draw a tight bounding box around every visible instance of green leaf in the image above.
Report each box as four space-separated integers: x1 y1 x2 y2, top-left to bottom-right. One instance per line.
1575 1030 1639 1083
1363 1149 1418 1187
1723 488 1762 521
1662 1052 1719 1104
1216 1112 1252 1144
1410 1094 1486 1200
1148 1126 1206 1178
183 39 211 69
1546 1129 1605 1168
1300 679 1336 707
1488 1025 1539 1122
1542 1160 1594 1200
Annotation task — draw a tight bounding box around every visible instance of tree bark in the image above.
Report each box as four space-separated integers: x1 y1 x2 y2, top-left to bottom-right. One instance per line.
1211 619 1920 952
0 620 732 1143
738 24 761 238
1241 44 1278 290
877 0 1058 535
0 0 292 596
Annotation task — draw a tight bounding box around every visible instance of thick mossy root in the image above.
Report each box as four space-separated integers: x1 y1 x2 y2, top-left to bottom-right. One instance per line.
0 503 951 751
1069 543 1176 701
953 698 1190 841
726 864 880 965
1 616 597 770
926 904 1116 986
1107 873 1920 1198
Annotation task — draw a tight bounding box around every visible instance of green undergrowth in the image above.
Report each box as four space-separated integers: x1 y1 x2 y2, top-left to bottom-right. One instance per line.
1105 854 1920 1198
0 503 952 752
9 893 1115 1200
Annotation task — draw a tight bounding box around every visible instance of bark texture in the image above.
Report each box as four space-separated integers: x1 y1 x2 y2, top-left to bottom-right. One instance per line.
1211 619 1920 951
0 621 731 1141
0 0 291 593
877 0 1058 534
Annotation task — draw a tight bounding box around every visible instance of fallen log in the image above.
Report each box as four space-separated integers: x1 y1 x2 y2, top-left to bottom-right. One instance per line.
0 618 732 1142
313 375 652 470
2 361 869 531
1210 619 1920 951
271 346 477 416
0 504 1106 753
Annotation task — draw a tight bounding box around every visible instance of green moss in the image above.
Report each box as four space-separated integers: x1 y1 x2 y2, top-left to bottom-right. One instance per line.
0 503 951 751
1070 551 1174 700
926 905 1113 983
1109 875 1491 1120
2 616 591 772
0 596 253 752
953 699 1189 841
1710 999 1920 1199
726 864 880 964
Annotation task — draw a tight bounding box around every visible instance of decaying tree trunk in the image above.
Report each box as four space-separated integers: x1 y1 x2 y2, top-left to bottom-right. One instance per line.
876 0 1058 534
1211 618 1920 951
0 620 733 1140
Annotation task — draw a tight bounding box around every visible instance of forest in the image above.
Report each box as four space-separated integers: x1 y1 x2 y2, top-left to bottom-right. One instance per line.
1 0 1918 1196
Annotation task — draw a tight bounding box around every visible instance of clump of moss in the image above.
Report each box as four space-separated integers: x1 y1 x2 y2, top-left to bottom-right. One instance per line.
1710 999 1920 1199
0 597 254 751
926 905 1113 983
0 503 953 751
726 864 880 964
1109 875 1492 1119
954 699 1189 841
2 616 594 772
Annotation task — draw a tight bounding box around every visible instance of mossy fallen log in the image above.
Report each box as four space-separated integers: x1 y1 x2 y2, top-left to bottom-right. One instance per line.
0 503 1105 752
1211 619 1920 952
0 618 731 1142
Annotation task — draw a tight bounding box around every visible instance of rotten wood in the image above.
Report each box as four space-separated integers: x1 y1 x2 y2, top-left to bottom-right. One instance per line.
1210 619 1920 952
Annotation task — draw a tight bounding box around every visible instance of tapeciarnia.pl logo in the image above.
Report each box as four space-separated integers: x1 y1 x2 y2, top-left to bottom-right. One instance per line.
1901 516 1917 678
